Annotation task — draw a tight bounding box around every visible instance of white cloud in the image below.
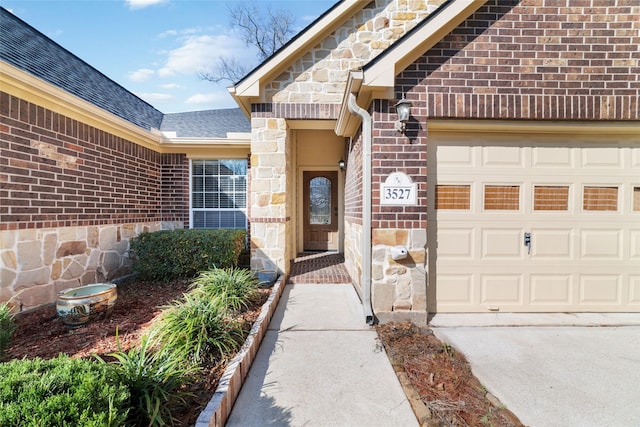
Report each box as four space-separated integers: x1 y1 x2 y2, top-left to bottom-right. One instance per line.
158 33 255 78
158 29 178 38
184 92 222 105
128 68 155 83
160 83 181 90
136 92 174 103
125 0 167 10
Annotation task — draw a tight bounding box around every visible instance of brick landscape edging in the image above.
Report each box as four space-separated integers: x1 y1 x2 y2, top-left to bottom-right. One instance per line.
195 275 285 427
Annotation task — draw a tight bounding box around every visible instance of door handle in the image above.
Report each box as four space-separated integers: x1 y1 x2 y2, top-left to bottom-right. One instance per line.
524 232 531 255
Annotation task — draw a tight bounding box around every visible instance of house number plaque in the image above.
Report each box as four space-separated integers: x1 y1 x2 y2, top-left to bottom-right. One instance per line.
380 172 417 206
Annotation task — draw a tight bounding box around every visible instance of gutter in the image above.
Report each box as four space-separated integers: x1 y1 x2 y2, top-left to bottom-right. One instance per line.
347 93 374 325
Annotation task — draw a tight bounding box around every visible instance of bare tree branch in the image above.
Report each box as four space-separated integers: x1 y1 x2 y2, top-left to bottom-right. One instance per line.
201 1 297 84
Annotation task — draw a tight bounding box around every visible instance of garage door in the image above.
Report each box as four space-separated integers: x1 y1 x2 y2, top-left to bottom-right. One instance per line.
429 128 640 313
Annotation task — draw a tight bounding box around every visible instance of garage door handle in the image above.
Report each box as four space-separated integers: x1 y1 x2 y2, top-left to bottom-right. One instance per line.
524 232 531 255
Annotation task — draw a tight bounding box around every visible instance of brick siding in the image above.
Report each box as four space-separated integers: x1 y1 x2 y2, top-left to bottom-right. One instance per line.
345 132 363 225
405 0 640 120
160 153 189 227
0 92 187 231
370 100 428 230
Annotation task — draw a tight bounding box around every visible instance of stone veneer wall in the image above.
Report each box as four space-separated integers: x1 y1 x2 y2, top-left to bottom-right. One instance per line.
247 117 290 274
371 229 427 324
344 221 362 294
265 0 446 103
0 221 182 312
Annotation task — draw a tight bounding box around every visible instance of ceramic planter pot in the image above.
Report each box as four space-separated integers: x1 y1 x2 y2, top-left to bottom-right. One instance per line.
56 283 117 327
257 270 277 286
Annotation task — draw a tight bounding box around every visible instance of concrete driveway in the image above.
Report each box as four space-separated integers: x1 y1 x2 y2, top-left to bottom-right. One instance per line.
430 314 640 427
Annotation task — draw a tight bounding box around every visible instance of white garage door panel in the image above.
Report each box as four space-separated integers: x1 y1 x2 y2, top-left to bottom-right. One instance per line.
630 231 640 259
481 275 523 304
437 229 473 258
483 146 523 166
581 230 622 259
531 229 572 258
580 276 622 304
582 147 622 167
438 276 473 304
532 146 572 167
433 132 639 313
530 275 571 305
630 277 640 305
481 229 523 258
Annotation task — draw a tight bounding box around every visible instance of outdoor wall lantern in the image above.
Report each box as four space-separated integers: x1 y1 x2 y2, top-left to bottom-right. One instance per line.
338 159 346 171
394 96 412 134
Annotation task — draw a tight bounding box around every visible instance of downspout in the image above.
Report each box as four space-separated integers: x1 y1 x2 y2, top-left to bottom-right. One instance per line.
347 93 374 325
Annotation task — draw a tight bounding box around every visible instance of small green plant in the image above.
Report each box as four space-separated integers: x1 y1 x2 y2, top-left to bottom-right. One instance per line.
98 332 198 427
0 355 129 427
152 293 244 365
130 229 246 281
0 302 16 360
190 267 259 313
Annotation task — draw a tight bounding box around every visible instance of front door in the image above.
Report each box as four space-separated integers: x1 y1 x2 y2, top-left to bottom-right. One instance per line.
303 171 338 251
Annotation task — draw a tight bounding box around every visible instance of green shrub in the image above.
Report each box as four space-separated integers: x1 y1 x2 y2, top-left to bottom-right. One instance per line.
0 355 129 427
152 292 244 366
130 229 247 281
98 333 198 427
190 267 259 313
0 303 16 360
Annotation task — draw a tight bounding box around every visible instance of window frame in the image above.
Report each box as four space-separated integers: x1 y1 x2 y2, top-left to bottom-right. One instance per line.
189 159 248 229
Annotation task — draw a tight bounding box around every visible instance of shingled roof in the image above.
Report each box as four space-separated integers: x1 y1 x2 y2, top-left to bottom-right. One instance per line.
1 7 163 131
160 108 250 138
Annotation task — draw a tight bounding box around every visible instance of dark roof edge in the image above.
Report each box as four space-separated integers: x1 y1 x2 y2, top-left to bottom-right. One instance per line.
0 7 163 118
361 0 455 72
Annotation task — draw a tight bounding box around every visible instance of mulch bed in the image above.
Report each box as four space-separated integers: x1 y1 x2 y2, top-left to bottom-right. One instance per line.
5 278 270 426
376 322 524 427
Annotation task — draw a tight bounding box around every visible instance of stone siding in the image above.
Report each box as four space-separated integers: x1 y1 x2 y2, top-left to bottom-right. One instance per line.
265 0 446 104
248 117 291 274
0 221 182 312
371 228 427 324
344 220 362 296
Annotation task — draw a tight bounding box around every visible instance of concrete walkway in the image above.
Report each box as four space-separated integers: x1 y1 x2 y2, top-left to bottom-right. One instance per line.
430 314 640 427
226 283 418 427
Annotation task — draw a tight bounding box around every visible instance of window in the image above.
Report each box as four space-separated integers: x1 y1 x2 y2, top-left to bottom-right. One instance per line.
436 185 471 210
309 177 331 225
534 186 569 211
634 187 640 212
191 159 247 228
484 185 520 210
583 186 618 211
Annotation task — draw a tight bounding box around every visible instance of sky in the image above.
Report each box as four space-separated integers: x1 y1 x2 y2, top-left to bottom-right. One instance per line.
2 0 337 113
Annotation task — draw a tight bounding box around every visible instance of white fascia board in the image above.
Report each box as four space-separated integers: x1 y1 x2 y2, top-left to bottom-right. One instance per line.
363 0 488 91
232 0 369 99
